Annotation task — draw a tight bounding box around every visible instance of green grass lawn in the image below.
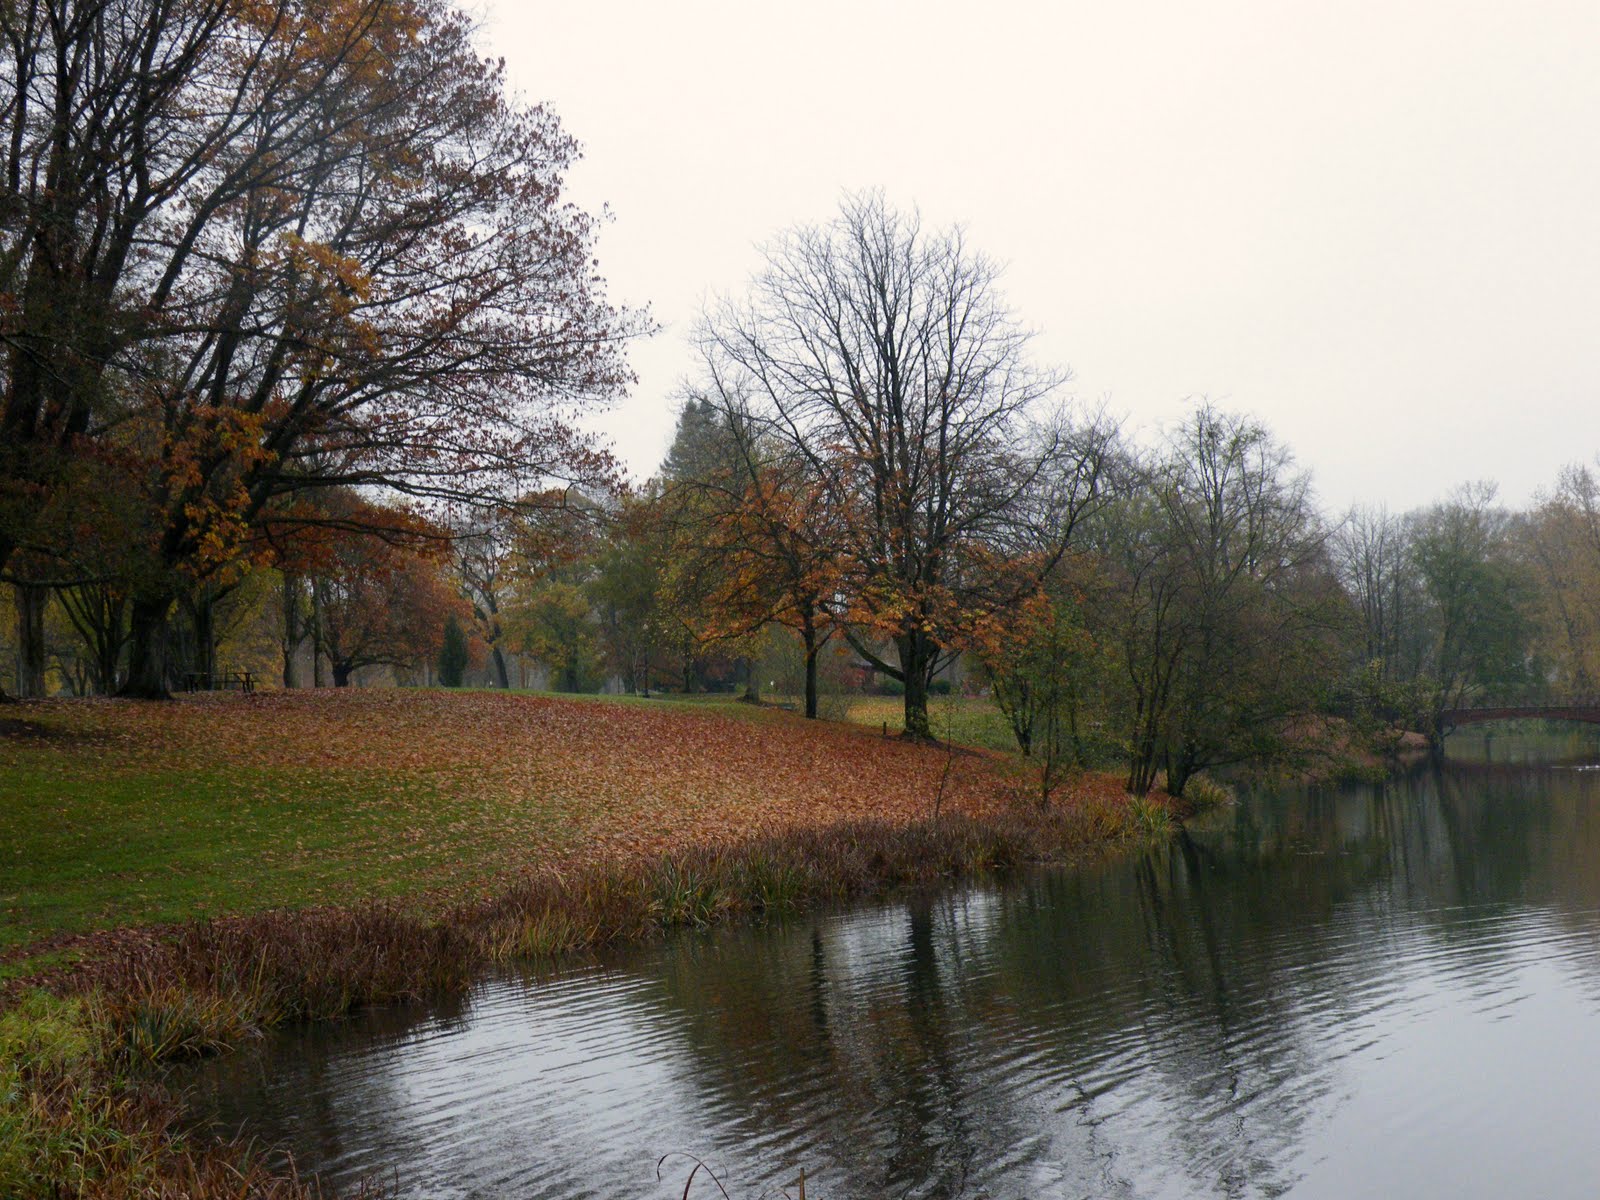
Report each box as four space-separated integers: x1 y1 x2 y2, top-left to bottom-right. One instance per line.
838 694 1020 752
0 689 1045 979
2 763 460 959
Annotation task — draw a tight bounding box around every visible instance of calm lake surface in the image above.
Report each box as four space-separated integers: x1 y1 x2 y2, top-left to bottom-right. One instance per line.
181 730 1600 1198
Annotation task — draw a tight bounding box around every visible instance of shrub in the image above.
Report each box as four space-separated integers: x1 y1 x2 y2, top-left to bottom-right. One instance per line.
1129 795 1175 838
1182 774 1236 810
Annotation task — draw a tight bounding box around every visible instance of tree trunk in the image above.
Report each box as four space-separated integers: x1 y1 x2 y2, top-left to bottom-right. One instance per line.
14 583 47 698
282 574 301 689
741 655 761 703
121 593 174 699
1166 755 1193 798
491 645 510 690
1038 707 1060 809
1126 705 1161 795
897 632 936 739
0 533 15 605
94 612 121 697
802 617 819 719
331 660 353 687
1127 725 1163 796
310 582 324 687
903 670 931 739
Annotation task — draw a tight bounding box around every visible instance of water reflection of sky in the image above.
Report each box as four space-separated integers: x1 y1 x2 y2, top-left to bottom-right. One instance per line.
183 762 1600 1198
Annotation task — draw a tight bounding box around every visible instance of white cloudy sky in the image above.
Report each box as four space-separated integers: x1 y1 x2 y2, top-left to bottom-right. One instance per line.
480 0 1600 514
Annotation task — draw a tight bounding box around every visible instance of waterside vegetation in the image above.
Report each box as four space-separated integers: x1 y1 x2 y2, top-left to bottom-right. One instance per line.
1 688 1195 1199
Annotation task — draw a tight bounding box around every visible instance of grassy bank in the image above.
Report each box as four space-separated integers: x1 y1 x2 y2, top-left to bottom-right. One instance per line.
0 690 1165 1198
0 690 1064 972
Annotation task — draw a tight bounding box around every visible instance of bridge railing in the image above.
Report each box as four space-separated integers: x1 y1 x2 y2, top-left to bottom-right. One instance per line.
1443 694 1600 713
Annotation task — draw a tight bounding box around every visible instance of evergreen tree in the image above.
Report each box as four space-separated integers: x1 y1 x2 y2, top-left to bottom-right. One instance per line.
438 615 470 688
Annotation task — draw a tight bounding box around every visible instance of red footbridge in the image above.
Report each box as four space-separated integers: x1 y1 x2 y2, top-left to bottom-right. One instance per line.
1439 697 1600 731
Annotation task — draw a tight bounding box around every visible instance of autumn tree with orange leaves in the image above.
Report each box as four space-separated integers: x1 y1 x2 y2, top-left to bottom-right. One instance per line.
258 489 462 687
664 390 842 717
0 0 639 697
972 561 1117 806
313 534 466 688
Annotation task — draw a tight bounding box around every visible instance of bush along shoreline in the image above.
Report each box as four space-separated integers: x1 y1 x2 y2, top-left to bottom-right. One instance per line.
2 790 1188 1199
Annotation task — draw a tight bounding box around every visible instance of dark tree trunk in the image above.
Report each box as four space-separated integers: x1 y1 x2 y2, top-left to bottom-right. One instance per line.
801 614 820 719
897 632 937 739
14 583 47 698
121 594 174 699
491 645 510 690
282 574 301 689
1127 724 1163 796
1166 755 1194 798
331 660 353 687
93 615 121 697
741 655 761 703
1126 695 1160 796
310 582 324 687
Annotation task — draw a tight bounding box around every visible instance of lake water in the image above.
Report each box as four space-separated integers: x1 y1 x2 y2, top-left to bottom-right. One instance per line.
180 731 1600 1198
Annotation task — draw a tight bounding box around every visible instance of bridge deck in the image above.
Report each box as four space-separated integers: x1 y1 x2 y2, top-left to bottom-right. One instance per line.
1440 703 1600 728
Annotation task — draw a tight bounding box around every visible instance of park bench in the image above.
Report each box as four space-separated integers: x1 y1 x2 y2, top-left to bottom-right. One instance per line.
181 670 256 694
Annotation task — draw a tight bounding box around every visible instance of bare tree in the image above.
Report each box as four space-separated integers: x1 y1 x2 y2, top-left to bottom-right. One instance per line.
1333 505 1414 678
456 518 517 690
700 193 1109 737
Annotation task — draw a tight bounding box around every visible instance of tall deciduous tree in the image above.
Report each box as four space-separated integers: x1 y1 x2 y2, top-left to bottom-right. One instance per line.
317 527 459 688
660 389 842 716
974 573 1110 806
1104 406 1341 796
1333 505 1420 681
315 548 461 687
1 0 236 585
1408 483 1537 728
700 193 1109 737
587 492 666 695
507 581 597 692
455 516 518 690
1526 465 1600 692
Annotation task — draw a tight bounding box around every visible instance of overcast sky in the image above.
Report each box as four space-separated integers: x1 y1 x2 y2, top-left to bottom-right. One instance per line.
481 0 1600 515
